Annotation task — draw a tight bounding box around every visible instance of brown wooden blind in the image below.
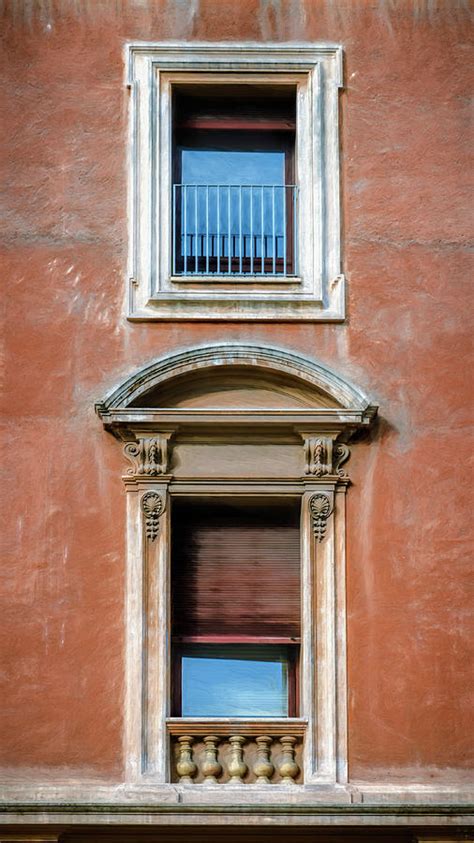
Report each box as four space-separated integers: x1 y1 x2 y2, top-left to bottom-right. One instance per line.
173 85 296 130
171 500 301 640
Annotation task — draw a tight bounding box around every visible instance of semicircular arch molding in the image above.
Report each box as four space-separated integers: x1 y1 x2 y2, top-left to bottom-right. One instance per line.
96 343 375 415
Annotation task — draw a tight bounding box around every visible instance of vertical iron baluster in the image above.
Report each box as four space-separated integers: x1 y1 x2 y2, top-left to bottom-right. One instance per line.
283 185 287 276
183 184 187 275
272 185 276 275
228 185 231 274
239 185 242 275
260 185 264 275
293 185 297 275
213 188 216 267
217 185 220 275
206 185 209 275
172 184 176 276
250 185 254 275
194 185 198 274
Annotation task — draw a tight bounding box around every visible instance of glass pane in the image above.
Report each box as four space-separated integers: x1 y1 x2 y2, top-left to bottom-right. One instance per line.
181 645 289 717
179 151 287 266
181 149 285 186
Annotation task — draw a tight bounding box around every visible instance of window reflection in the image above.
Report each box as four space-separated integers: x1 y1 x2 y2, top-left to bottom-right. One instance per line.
179 151 288 265
181 645 289 717
181 149 285 186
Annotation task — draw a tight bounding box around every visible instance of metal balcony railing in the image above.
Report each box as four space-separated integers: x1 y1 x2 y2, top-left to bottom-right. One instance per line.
172 184 298 277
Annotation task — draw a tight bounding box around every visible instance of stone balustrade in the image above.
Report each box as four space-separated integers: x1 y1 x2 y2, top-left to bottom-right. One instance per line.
167 720 306 785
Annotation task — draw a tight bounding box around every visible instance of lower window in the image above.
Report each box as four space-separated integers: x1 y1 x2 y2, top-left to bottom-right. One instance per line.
171 498 301 719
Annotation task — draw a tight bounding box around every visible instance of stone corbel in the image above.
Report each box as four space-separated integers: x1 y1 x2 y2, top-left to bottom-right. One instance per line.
333 442 350 477
123 433 173 476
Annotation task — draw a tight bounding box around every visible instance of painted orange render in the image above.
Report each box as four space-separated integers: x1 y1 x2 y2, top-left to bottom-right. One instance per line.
0 0 472 838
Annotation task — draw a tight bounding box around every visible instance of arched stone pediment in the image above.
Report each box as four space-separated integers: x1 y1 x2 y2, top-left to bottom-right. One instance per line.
96 343 375 416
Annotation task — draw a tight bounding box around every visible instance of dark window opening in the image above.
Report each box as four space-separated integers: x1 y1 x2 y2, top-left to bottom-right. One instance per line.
172 85 297 276
171 498 301 718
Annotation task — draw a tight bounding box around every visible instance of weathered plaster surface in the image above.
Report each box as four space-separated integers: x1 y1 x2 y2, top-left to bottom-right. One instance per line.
0 0 472 796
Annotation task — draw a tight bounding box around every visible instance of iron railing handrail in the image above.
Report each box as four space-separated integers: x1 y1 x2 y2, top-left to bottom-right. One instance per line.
174 183 298 188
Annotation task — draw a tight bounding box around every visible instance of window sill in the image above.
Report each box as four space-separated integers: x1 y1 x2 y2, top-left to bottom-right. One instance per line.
170 274 301 285
128 276 345 321
166 717 307 736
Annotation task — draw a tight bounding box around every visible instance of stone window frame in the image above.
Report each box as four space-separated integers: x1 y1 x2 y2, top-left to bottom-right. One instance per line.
126 42 345 321
96 344 378 796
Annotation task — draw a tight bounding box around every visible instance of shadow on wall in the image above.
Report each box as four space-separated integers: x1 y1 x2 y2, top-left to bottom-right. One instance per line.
7 823 469 842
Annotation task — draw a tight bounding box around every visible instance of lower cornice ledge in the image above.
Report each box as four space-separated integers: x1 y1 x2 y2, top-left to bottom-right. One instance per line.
0 806 473 829
0 784 473 828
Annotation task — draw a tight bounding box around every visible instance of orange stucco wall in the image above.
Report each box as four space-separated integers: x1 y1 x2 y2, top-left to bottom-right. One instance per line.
1 0 472 784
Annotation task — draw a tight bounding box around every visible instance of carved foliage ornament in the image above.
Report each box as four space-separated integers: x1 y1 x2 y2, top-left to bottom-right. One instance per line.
141 491 166 542
124 436 169 476
304 437 330 476
309 493 333 542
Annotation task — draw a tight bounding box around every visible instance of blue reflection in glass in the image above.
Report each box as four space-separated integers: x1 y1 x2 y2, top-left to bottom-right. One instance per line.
182 150 285 186
181 647 288 717
178 152 289 267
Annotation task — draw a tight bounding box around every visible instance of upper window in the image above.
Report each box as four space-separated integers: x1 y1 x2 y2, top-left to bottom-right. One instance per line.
126 42 344 320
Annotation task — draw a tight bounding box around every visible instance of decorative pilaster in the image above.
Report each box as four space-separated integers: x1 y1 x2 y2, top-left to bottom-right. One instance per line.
227 735 247 785
309 493 333 542
124 433 172 476
277 735 299 784
253 735 274 784
202 735 222 784
176 736 197 784
141 491 166 541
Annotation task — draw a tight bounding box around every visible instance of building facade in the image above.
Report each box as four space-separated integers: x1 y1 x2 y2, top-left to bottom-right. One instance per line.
0 1 472 840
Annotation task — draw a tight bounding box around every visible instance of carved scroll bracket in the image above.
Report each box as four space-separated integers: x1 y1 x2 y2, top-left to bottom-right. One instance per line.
309 493 333 542
333 442 350 477
141 490 166 542
124 433 173 477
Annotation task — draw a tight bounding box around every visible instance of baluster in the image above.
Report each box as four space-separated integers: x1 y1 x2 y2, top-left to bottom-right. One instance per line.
227 185 231 274
293 184 297 275
217 186 220 275
253 735 274 784
176 735 197 784
202 735 222 784
277 735 299 785
272 185 276 275
184 184 188 275
227 735 247 785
